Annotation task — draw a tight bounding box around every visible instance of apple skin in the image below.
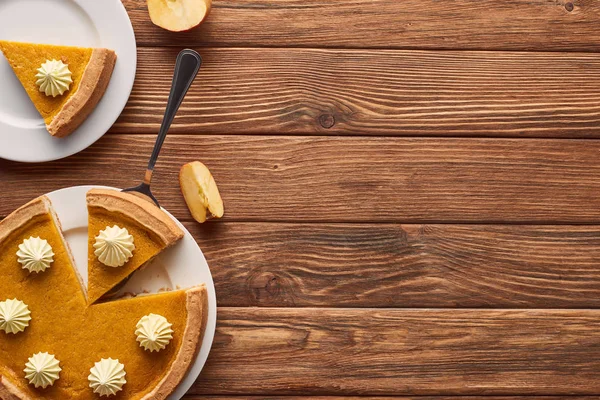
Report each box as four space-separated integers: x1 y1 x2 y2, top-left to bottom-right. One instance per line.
147 0 212 32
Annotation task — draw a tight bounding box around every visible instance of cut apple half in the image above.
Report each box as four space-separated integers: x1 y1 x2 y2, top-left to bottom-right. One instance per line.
147 0 212 32
180 161 224 223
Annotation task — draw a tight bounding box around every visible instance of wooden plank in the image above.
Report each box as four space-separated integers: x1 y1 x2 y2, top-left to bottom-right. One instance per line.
113 48 600 138
184 397 599 400
3 136 600 223
192 308 600 395
191 222 600 308
123 0 600 51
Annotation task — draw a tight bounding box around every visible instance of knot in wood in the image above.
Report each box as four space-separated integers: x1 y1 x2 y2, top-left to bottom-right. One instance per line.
318 113 335 129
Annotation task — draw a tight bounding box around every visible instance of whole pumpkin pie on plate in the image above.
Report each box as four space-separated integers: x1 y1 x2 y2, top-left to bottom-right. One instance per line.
0 195 208 400
0 41 116 138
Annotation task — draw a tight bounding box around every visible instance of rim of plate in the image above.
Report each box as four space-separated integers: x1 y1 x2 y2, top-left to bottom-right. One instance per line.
0 0 136 163
45 185 216 399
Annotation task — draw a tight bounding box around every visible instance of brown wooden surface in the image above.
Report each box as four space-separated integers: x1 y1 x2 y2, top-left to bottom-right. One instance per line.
2 0 600 398
113 48 600 138
189 308 600 395
183 398 599 400
3 136 600 223
190 223 600 308
123 0 600 51
183 398 600 400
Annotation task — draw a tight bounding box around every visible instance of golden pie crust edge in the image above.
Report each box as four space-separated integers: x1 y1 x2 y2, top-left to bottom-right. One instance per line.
0 196 73 399
47 48 117 138
0 284 208 400
0 196 49 245
0 376 21 400
142 284 209 400
0 195 83 292
87 188 184 246
0 196 86 296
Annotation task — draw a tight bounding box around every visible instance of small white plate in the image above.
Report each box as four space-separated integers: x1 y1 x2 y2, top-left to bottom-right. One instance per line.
0 0 136 163
46 185 217 400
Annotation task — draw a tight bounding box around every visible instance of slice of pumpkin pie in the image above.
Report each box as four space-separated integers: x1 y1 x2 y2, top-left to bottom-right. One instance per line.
0 40 116 138
86 189 184 304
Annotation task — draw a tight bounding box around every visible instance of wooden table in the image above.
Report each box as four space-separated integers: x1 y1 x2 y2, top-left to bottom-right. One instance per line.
3 0 600 398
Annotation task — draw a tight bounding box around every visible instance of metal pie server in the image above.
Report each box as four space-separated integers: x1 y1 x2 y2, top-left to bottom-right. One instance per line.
122 48 202 207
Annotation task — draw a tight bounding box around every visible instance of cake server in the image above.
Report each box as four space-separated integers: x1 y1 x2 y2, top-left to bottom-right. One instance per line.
122 48 202 207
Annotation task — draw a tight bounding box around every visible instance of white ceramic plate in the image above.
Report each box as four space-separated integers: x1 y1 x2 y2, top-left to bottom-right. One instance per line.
46 185 217 400
0 0 137 163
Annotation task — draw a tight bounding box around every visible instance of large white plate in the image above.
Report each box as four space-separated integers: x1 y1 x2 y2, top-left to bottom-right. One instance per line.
46 185 217 400
0 0 136 162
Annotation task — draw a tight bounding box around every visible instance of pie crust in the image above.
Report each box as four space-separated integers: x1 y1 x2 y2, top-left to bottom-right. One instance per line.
48 49 117 138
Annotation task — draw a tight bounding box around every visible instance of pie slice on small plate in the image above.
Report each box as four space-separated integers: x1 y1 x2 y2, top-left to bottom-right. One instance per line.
0 0 136 162
0 41 116 138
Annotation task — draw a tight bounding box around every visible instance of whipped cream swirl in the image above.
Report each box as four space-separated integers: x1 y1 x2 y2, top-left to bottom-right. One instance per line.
88 358 126 397
24 352 62 388
17 236 54 273
93 226 135 267
135 313 174 352
0 299 31 334
35 59 73 97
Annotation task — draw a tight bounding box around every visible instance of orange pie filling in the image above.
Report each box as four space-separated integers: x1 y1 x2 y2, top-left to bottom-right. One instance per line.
0 41 92 124
87 209 165 305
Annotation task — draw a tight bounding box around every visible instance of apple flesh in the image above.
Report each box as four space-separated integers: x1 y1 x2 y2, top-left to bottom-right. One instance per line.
147 0 211 32
180 161 224 223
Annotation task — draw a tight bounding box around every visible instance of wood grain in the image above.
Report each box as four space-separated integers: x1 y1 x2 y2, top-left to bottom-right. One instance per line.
2 136 600 223
185 397 600 400
113 48 600 138
183 394 597 400
193 308 600 395
192 223 600 308
122 0 600 51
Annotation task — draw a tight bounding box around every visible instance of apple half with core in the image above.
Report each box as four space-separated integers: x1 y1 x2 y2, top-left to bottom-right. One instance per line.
147 0 212 32
180 161 224 223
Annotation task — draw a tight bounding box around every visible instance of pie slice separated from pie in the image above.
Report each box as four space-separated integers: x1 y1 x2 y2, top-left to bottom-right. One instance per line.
86 189 184 304
0 40 116 138
0 196 208 400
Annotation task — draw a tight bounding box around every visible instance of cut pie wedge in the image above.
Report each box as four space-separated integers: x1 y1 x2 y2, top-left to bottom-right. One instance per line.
0 196 208 400
0 41 116 138
86 189 184 304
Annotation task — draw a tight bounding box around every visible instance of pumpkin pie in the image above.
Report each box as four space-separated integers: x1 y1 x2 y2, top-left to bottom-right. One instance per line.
0 196 208 399
86 189 184 304
0 41 116 138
